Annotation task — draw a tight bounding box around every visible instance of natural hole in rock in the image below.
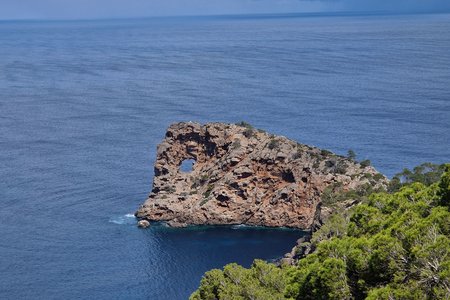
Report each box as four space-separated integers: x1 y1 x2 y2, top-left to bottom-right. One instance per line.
180 159 195 173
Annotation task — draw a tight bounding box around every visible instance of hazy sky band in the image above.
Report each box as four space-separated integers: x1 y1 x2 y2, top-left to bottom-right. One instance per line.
1 0 450 20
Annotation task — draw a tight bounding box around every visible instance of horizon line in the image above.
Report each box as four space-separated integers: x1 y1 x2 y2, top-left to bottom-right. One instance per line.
0 9 449 23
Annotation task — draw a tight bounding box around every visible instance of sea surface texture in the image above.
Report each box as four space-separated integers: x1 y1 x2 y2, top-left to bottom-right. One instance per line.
0 13 449 299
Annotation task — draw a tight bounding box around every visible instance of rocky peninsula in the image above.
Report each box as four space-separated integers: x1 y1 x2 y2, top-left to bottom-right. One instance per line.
136 122 387 229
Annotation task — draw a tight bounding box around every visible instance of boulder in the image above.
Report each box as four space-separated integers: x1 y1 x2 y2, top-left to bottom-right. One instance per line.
137 220 150 228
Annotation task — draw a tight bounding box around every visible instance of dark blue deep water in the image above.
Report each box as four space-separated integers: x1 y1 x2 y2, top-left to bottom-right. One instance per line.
1 13 450 299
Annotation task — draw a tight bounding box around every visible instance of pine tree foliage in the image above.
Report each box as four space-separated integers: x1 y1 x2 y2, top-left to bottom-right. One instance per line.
191 164 450 300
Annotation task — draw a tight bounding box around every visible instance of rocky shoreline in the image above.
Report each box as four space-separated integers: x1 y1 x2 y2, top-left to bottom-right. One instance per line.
135 122 387 231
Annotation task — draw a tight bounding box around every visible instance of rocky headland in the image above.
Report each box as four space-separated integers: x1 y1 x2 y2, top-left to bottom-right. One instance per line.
136 122 387 230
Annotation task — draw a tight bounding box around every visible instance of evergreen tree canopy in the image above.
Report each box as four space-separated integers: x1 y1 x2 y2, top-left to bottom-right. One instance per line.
191 164 450 300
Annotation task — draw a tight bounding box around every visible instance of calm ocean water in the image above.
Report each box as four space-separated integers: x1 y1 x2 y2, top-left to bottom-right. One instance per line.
0 13 449 299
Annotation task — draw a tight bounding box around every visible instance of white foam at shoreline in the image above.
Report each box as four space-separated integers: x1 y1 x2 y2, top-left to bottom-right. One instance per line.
109 214 136 225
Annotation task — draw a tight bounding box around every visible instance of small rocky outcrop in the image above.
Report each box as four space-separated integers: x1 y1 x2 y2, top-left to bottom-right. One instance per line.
135 122 387 229
137 220 150 228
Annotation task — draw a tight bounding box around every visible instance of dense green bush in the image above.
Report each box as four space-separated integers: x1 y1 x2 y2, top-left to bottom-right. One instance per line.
321 149 334 157
243 128 256 138
360 160 371 168
321 181 382 206
268 139 280 150
347 150 356 161
325 158 348 175
191 164 450 300
236 121 253 129
190 260 286 300
388 162 447 193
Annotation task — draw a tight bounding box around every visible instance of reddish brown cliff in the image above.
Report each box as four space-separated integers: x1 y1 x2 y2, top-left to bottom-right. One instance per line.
136 122 387 229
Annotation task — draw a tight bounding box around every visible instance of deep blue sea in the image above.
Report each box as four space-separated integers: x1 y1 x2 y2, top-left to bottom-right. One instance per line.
0 12 449 299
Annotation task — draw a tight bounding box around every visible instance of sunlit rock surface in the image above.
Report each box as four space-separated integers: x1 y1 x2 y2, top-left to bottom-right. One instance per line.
136 122 387 229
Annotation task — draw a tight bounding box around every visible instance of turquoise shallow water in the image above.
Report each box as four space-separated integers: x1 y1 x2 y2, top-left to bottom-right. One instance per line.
0 13 449 299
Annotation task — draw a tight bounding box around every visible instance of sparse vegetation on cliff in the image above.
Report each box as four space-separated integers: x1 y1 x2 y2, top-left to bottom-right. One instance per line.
360 159 372 168
136 122 386 229
267 137 280 150
190 163 450 300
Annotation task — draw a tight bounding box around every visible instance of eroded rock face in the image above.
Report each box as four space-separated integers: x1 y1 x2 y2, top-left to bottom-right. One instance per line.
136 122 387 229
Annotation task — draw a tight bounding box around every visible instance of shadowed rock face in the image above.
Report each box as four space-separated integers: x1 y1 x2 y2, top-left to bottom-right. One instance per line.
136 122 387 229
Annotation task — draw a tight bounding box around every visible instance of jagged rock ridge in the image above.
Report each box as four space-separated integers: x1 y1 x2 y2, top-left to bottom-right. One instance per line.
136 122 387 229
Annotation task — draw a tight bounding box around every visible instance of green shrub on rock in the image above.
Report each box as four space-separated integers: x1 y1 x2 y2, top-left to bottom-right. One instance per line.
268 139 280 150
360 159 371 168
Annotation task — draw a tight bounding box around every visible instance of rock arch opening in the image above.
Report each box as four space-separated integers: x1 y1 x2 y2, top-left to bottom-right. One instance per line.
180 159 195 173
